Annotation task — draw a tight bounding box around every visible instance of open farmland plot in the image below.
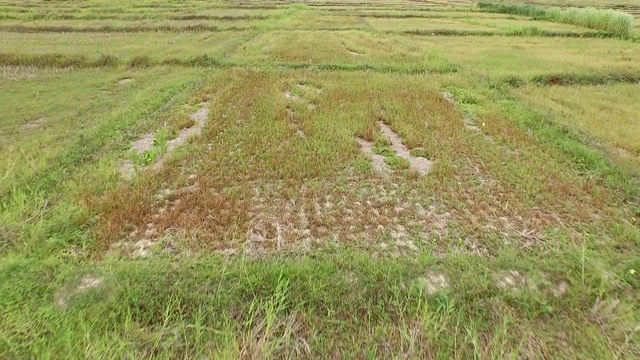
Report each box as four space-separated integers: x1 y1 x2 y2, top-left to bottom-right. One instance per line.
1 0 639 358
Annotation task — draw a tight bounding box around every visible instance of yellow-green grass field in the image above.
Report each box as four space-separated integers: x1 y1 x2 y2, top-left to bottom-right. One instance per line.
1 0 639 358
513 83 640 174
0 31 254 61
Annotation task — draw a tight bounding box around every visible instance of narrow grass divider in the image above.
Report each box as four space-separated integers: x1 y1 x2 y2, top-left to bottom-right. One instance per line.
478 2 634 36
395 28 616 38
0 24 621 40
0 53 118 68
0 53 459 74
0 13 270 21
496 72 640 87
0 24 252 33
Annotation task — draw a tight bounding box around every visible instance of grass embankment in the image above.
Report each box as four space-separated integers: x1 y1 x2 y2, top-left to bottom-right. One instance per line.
478 2 635 35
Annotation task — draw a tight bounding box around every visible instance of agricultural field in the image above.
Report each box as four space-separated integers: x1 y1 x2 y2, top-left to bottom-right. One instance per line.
1 0 639 358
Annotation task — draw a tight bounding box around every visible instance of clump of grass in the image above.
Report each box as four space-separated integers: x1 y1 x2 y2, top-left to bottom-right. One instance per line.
187 54 220 67
128 127 178 168
172 114 196 131
384 155 410 170
131 148 161 167
409 148 430 158
374 134 391 147
171 14 270 21
372 145 395 157
399 29 498 37
478 2 634 35
545 7 634 35
153 128 173 153
128 55 153 68
530 72 640 86
95 54 120 67
424 51 458 73
0 24 247 33
477 2 546 18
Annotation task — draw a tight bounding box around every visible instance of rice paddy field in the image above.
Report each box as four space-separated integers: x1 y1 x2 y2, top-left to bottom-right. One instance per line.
1 0 640 358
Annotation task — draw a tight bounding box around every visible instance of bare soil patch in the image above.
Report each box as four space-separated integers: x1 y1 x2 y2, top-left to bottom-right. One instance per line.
356 137 390 174
356 121 433 176
22 117 47 130
1 66 72 81
343 44 363 56
160 102 209 153
118 78 134 85
378 122 432 175
284 89 300 101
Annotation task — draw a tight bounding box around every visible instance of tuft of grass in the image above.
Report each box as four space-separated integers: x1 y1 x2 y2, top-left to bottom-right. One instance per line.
128 55 154 68
409 148 430 158
0 52 92 68
384 155 410 170
95 54 120 67
372 145 395 157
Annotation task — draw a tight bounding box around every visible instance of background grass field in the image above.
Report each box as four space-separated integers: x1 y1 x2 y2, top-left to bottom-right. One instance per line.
1 0 639 358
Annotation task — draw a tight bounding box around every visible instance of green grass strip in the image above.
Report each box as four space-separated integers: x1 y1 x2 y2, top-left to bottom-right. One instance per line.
478 2 634 36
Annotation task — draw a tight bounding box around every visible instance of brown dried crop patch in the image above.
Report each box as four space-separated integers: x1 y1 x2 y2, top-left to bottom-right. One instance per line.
88 69 632 256
244 175 450 255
